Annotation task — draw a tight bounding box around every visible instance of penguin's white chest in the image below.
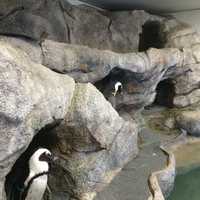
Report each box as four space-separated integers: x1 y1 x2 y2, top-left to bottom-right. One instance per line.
26 175 48 200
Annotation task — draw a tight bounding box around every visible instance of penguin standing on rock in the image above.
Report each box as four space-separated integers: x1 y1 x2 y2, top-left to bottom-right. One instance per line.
112 81 123 96
6 148 54 200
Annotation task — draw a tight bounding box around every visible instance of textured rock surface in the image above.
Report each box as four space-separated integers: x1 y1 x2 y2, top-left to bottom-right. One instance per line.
0 35 43 63
148 150 175 200
176 110 200 136
0 0 68 42
49 83 138 199
64 7 162 52
42 39 200 110
0 39 138 200
163 19 200 107
95 128 169 200
1 0 200 109
2 1 200 200
0 40 75 198
163 19 200 49
0 0 162 52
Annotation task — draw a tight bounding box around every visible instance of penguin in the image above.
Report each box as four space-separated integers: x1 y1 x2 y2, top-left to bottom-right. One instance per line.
112 81 123 96
6 148 54 200
23 148 53 200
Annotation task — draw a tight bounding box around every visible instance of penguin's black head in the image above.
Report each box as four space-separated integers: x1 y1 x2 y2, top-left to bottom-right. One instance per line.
39 151 54 164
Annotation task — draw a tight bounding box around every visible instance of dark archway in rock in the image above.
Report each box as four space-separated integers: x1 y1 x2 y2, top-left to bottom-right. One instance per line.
139 20 165 52
94 67 149 111
94 67 127 99
4 121 64 200
94 67 143 96
154 78 175 108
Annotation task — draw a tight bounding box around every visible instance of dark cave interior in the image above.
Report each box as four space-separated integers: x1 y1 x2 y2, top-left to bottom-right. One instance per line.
139 20 165 52
154 78 175 108
5 122 60 200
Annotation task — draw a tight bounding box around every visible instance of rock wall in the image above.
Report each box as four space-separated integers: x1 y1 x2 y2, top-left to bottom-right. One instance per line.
0 39 138 200
1 1 200 111
0 0 161 52
1 1 200 200
42 39 200 110
0 39 75 198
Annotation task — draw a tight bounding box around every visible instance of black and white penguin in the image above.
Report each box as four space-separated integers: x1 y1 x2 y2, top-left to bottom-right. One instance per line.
112 81 123 96
6 148 54 200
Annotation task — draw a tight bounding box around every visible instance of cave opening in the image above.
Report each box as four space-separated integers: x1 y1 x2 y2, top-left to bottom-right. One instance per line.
4 122 60 200
94 67 127 99
139 20 165 52
154 78 175 108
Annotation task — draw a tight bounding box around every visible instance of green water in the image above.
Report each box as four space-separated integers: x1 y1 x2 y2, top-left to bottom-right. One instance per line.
167 167 200 200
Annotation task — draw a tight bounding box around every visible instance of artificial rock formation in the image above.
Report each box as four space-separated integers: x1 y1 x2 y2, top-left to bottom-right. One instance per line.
2 1 200 200
42 39 200 110
148 147 175 200
1 0 200 111
0 40 75 198
162 19 200 107
176 110 200 137
0 39 138 200
0 0 161 52
49 83 138 199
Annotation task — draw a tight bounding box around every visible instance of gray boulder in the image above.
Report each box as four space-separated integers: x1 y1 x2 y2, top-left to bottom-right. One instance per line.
0 39 138 200
0 40 75 199
176 111 200 137
49 83 138 200
0 35 43 63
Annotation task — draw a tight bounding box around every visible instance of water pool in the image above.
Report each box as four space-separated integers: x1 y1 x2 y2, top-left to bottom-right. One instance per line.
167 166 200 200
167 140 200 200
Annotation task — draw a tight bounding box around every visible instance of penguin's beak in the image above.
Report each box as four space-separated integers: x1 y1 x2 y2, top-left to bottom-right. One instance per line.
46 154 59 164
44 153 53 164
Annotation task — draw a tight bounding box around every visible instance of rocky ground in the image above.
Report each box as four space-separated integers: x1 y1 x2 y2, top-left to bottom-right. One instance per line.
95 127 171 200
